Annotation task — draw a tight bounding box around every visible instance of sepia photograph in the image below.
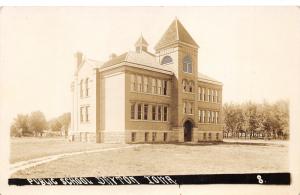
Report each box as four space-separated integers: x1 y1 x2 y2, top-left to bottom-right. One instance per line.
0 5 300 194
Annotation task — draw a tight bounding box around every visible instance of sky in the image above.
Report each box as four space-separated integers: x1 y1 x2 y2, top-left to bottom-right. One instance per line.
0 6 300 130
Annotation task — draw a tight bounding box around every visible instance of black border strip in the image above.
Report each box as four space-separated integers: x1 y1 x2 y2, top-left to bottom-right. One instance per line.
9 173 290 186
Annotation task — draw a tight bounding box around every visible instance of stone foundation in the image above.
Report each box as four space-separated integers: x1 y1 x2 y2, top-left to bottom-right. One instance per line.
194 131 223 142
98 131 125 143
68 132 96 142
126 130 178 143
69 129 223 143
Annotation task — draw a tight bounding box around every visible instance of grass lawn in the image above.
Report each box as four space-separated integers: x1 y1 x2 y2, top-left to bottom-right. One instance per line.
10 138 289 178
10 137 125 163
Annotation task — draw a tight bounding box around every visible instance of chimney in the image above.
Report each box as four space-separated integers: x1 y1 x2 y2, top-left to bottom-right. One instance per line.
75 51 84 69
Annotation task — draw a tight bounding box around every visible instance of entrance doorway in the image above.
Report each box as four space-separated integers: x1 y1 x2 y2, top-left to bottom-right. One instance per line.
183 120 193 142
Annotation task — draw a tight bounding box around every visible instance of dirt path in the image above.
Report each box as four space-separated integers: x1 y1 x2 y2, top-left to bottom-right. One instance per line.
10 145 139 175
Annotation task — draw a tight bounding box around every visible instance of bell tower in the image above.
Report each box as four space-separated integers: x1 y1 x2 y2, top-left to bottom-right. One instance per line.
135 34 149 53
154 18 199 130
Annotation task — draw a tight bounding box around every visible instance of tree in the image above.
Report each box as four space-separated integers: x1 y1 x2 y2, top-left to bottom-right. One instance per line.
57 112 71 136
10 114 30 136
28 111 47 136
48 119 62 132
223 100 289 140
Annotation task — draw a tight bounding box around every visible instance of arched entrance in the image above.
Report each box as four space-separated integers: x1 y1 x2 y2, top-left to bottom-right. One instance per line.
183 120 193 142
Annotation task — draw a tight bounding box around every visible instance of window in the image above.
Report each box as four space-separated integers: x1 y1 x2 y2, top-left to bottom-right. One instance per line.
145 132 149 142
183 56 192 73
202 88 205 101
189 81 193 92
130 74 136 91
187 102 193 114
143 76 149 93
200 87 203 101
207 111 211 123
152 78 157 94
202 110 205 123
161 56 173 65
212 89 216 102
152 105 156 120
130 103 135 119
157 79 162 95
211 111 215 123
216 90 219 103
163 80 168 95
137 104 142 120
85 78 89 97
131 132 136 142
163 106 168 121
203 133 207 140
216 112 219 124
80 80 83 97
143 104 148 120
207 89 211 102
216 133 219 140
157 105 162 121
183 63 188 72
198 109 201 122
152 132 157 142
208 133 212 140
137 75 142 92
85 106 89 122
80 107 83 122
163 133 168 142
183 102 187 114
182 80 187 92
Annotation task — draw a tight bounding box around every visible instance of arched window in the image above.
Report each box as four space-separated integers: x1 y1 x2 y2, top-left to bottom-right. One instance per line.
183 56 192 73
161 56 173 65
85 78 89 96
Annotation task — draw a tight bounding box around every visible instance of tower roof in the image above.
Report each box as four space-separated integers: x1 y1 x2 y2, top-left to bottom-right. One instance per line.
135 34 149 47
155 18 199 50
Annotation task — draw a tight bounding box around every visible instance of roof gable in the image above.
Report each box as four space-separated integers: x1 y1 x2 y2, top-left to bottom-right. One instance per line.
155 18 199 50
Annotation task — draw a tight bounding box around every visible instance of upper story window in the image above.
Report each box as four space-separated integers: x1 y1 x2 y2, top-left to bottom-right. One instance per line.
157 79 162 95
137 75 142 92
130 73 169 96
182 80 187 92
215 90 219 103
143 76 149 93
85 106 89 122
183 56 192 73
207 88 211 102
161 56 173 65
80 80 83 97
130 103 135 119
188 81 194 93
130 74 136 91
85 78 89 97
163 80 168 95
80 107 83 122
183 101 193 114
152 78 157 94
